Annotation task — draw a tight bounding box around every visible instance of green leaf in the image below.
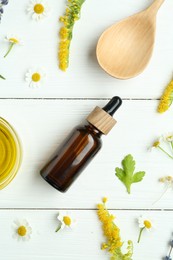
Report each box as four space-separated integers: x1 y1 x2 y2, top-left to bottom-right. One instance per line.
115 154 145 194
115 167 124 181
132 171 145 183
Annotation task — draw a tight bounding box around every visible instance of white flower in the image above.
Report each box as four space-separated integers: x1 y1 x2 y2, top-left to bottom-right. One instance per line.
5 34 23 45
56 212 76 232
148 139 161 152
12 219 32 241
27 0 50 21
165 134 173 143
138 215 153 231
25 68 46 88
4 35 23 58
137 215 154 243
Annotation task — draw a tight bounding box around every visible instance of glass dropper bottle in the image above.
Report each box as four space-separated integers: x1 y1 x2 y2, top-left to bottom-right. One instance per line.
40 96 122 192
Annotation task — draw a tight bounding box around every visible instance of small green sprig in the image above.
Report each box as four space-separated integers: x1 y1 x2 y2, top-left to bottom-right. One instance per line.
115 154 145 194
0 74 5 80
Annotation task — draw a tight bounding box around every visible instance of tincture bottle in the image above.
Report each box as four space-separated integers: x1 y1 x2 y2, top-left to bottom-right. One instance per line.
40 96 122 192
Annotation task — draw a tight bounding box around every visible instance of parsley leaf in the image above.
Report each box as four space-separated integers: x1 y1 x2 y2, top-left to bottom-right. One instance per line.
115 154 145 194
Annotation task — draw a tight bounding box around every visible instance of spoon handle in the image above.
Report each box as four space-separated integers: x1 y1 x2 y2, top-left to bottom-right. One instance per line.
147 0 165 15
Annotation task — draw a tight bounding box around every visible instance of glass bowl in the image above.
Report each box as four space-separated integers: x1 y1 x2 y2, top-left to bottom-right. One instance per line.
0 117 22 189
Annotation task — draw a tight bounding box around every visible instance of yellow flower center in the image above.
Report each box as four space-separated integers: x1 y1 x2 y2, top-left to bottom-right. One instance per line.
17 226 27 236
167 135 173 141
63 216 71 226
34 4 44 14
9 38 19 44
144 220 152 229
32 73 41 82
153 141 160 147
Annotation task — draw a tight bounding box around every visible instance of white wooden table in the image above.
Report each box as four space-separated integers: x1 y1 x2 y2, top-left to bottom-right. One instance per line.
1 0 173 259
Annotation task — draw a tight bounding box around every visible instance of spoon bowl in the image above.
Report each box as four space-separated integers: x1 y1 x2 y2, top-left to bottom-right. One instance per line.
96 0 165 79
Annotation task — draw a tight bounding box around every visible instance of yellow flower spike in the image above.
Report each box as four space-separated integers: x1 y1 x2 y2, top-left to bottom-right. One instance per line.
158 77 173 113
58 0 85 71
97 199 133 259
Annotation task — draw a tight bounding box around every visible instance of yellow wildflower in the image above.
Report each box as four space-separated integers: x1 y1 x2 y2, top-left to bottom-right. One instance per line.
97 199 133 260
58 0 85 71
158 78 173 113
102 197 108 203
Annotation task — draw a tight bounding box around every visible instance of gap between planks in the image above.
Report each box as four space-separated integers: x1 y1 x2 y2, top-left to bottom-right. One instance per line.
0 98 159 101
0 208 172 211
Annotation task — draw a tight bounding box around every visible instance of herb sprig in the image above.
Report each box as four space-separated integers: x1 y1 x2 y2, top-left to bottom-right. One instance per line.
115 154 145 194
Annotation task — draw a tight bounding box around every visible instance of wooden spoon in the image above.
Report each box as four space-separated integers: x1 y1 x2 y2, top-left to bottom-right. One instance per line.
96 0 165 79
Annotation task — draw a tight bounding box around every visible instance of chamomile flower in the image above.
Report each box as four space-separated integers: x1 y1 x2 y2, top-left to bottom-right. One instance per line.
12 219 32 241
27 0 50 21
153 176 173 206
150 139 161 150
137 215 153 243
25 68 46 88
4 35 23 58
150 137 173 159
55 212 76 232
165 134 173 143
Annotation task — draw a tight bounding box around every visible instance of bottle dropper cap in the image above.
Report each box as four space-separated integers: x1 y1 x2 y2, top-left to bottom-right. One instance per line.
87 96 122 135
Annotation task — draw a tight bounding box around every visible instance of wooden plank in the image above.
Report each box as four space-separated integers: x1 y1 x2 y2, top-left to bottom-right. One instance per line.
0 209 172 260
0 99 173 209
0 0 172 98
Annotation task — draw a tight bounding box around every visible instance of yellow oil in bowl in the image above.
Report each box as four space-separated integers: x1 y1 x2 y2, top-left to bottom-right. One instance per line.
0 117 22 189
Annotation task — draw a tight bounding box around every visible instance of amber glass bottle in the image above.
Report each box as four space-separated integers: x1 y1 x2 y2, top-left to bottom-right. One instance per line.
40 96 122 192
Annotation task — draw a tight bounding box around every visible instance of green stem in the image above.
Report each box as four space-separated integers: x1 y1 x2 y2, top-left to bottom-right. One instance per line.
55 225 61 232
0 74 5 80
152 183 170 206
4 43 15 58
137 227 145 243
158 146 173 159
171 142 173 151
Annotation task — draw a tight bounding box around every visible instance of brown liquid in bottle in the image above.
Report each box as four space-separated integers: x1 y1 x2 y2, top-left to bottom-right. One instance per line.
40 97 122 192
41 124 102 192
